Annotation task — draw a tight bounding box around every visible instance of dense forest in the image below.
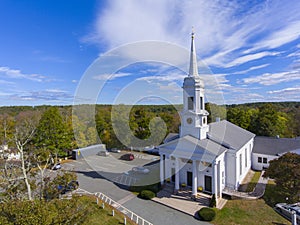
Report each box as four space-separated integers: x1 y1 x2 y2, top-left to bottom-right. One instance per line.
0 102 300 157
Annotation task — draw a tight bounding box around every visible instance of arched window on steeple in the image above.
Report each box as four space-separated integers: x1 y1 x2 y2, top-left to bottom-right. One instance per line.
188 97 194 110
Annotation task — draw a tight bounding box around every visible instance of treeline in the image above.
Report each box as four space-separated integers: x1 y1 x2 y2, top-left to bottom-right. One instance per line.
0 102 299 157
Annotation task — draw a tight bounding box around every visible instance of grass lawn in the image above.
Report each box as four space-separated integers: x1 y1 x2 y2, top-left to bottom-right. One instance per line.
79 196 137 225
212 199 291 225
245 171 261 192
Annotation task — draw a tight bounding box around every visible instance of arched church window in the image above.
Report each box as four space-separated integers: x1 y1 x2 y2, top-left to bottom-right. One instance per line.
200 97 203 110
188 97 194 110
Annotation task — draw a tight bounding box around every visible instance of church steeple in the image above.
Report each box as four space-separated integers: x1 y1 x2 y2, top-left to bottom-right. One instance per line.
189 30 199 77
180 29 209 140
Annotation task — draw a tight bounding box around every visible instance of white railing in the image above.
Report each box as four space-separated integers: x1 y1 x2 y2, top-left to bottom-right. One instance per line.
75 188 153 225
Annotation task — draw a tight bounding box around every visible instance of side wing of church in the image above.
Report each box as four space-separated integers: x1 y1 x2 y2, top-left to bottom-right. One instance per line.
158 32 255 205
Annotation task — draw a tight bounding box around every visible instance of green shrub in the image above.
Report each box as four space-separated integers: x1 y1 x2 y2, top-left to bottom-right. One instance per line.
139 190 155 200
209 194 216 207
129 182 161 193
198 207 216 221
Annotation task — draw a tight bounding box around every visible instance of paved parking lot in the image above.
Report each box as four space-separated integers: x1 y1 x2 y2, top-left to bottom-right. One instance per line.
62 152 210 225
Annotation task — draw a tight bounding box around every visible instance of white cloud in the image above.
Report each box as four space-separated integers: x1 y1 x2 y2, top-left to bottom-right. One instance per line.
268 87 300 94
243 70 300 85
247 21 300 53
8 89 73 103
93 72 132 80
224 52 279 68
86 0 300 68
232 64 270 75
287 51 300 58
0 66 46 82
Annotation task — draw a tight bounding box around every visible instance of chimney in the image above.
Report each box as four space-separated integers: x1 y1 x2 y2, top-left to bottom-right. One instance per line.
216 117 220 122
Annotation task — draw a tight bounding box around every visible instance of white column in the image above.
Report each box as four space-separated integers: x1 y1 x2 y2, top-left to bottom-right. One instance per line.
218 163 222 199
213 161 219 207
160 155 164 185
192 160 198 196
175 157 180 191
213 162 218 195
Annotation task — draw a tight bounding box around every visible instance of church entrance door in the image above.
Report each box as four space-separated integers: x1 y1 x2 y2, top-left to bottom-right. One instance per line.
171 168 175 182
187 171 192 186
205 175 212 192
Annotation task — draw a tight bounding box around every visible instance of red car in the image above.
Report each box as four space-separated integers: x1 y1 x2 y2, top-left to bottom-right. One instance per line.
120 153 134 161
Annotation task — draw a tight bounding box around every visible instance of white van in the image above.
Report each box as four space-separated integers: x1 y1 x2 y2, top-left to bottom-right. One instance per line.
97 151 110 156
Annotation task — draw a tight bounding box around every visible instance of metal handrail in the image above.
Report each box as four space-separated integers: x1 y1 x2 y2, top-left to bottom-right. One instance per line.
75 188 153 225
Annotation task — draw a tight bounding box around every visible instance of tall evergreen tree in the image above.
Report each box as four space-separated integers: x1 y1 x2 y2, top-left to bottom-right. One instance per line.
34 107 71 159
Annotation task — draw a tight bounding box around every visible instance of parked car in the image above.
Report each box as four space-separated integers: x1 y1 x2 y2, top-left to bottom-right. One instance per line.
52 163 61 170
110 148 121 153
58 180 79 194
97 151 110 156
275 202 300 223
132 166 150 174
120 153 134 161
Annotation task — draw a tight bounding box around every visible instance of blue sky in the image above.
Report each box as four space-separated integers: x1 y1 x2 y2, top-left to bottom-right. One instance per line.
0 0 300 106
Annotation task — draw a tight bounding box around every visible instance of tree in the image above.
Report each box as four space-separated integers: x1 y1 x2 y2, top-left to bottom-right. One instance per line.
0 113 14 147
14 111 41 200
264 152 300 203
32 147 52 200
249 104 289 137
34 107 71 160
227 107 252 130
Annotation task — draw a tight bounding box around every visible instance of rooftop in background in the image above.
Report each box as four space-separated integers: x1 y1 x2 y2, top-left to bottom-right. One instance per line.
253 136 300 156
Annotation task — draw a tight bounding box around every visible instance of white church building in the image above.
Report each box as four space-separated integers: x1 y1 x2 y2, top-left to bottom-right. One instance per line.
158 32 255 204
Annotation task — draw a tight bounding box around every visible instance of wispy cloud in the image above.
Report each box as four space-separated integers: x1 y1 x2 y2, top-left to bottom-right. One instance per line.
287 51 300 58
8 89 73 103
0 66 46 82
93 72 132 80
268 87 300 94
224 52 279 68
246 21 300 53
242 70 300 85
86 0 300 69
232 64 270 75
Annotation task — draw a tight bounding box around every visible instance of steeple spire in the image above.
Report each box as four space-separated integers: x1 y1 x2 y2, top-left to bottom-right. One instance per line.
189 28 199 77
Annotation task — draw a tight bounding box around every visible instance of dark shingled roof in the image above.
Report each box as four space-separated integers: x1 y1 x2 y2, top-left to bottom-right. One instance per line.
208 120 255 151
160 120 255 159
253 136 300 156
159 135 228 162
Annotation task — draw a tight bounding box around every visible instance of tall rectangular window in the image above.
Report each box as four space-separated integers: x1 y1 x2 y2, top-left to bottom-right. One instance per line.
263 158 267 164
200 97 203 110
188 97 194 110
245 148 247 167
239 154 242 175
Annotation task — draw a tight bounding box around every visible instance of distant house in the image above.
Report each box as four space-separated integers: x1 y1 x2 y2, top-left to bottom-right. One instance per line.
0 144 21 161
252 136 300 170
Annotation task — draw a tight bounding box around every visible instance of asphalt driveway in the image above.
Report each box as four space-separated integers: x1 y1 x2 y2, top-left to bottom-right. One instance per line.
63 152 210 225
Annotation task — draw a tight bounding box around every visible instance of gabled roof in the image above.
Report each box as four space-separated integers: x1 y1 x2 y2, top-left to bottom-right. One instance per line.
163 133 179 143
208 120 255 151
253 136 300 156
159 135 228 163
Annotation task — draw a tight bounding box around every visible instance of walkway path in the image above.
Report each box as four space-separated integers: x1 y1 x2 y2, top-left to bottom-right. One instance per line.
152 184 224 216
223 171 268 199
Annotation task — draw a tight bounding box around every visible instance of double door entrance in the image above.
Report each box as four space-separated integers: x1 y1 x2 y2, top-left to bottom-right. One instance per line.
170 169 212 193
171 169 193 186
